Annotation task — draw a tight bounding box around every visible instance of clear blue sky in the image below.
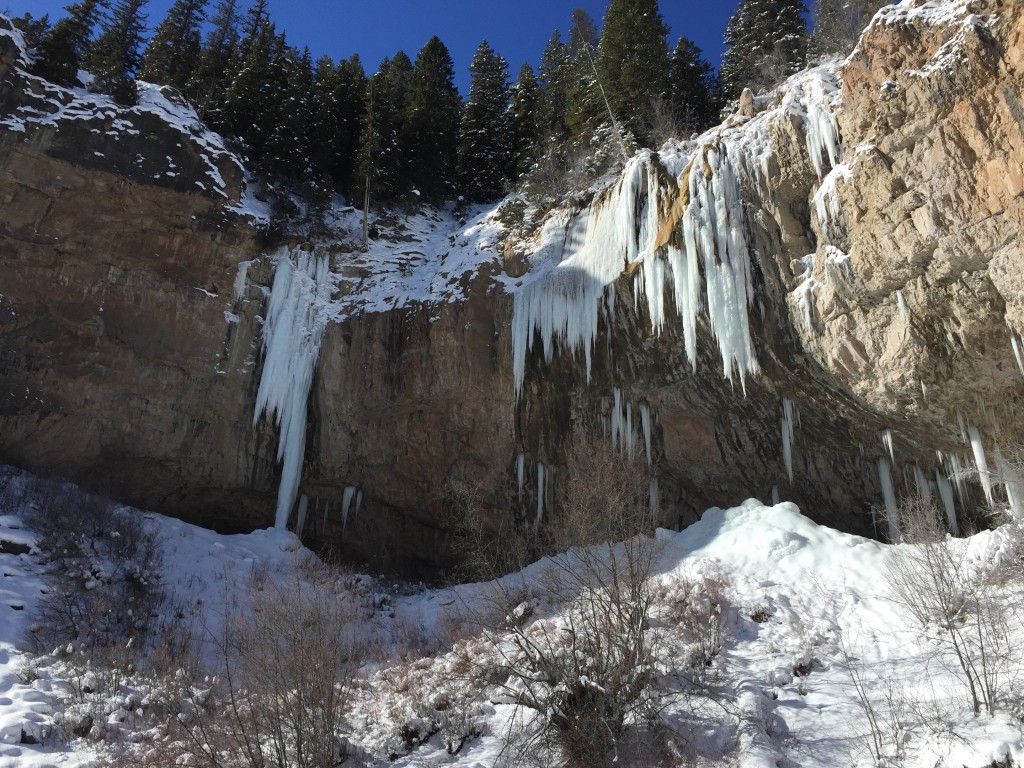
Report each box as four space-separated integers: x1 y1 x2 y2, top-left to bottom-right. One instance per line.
17 1 741 93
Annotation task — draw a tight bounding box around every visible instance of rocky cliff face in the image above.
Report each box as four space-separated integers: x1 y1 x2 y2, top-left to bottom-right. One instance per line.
1 1 1022 577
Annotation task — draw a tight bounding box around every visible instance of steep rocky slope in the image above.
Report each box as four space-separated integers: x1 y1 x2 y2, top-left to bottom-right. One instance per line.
1 1 1022 576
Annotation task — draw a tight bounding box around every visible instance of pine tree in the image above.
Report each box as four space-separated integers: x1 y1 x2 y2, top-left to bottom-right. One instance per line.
220 7 278 163
510 63 539 179
595 0 670 139
457 40 512 202
668 35 718 133
536 31 570 146
329 54 367 193
186 0 240 119
564 8 603 143
720 0 808 102
811 0 886 56
12 13 52 53
354 53 413 204
85 0 148 105
139 0 204 90
403 36 461 203
33 0 105 87
264 44 314 178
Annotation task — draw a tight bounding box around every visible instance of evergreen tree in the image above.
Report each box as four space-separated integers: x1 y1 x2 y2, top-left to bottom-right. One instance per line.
595 0 670 139
12 13 52 53
564 8 603 143
668 35 718 133
354 53 412 204
33 0 105 86
720 0 808 102
264 44 314 178
536 30 570 145
329 54 367 193
811 0 886 56
186 0 240 119
220 8 278 163
403 36 461 203
85 0 148 105
139 0 204 90
510 63 539 179
457 40 512 202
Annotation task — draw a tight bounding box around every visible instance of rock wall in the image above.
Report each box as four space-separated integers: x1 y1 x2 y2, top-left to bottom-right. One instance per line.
2 2 1023 577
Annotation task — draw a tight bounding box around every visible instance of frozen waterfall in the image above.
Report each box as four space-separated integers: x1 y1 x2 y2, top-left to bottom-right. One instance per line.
253 249 333 529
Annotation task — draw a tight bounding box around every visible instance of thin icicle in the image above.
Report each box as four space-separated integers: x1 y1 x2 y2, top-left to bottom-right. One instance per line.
967 425 994 506
535 463 545 532
995 447 1023 520
516 453 525 500
913 465 932 505
640 404 653 467
878 458 900 541
294 494 308 536
882 429 894 462
253 249 333 529
935 469 959 535
341 486 356 529
781 398 797 483
321 501 330 530
896 290 907 322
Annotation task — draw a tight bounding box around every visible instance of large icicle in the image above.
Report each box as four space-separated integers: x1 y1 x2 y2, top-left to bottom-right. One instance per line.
935 469 959 535
682 144 759 390
253 249 333 529
511 155 663 397
967 425 994 506
802 78 842 179
877 458 900 541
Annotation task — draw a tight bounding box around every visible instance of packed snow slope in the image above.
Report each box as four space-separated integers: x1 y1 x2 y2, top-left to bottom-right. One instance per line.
2 0 1024 574
2 466 1024 767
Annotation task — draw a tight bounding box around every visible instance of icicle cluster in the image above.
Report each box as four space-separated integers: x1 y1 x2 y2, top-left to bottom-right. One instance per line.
511 155 663 397
680 145 759 389
802 79 842 180
253 249 333 529
512 142 760 397
877 458 900 541
607 388 654 467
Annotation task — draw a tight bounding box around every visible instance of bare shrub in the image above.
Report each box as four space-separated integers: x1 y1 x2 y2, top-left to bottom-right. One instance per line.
180 567 367 768
21 481 163 660
887 497 1013 716
472 437 663 767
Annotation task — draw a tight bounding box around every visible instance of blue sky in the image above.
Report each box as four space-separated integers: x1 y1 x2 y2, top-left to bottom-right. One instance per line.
18 1 741 92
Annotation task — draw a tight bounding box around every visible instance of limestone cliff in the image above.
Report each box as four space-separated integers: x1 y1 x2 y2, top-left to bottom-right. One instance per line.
1 1 1023 576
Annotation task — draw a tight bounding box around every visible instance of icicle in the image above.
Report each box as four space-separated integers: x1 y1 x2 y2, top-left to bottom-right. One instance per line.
995 447 1023 520
321 501 330 530
683 144 759 390
253 249 333 529
881 429 894 462
967 425 994 506
877 458 900 541
511 156 662 397
625 402 634 460
947 454 969 508
354 490 363 517
535 463 545 532
1009 321 1024 376
232 260 253 303
649 478 659 523
803 79 842 179
781 398 797 483
896 290 907 323
935 469 959 535
771 485 780 506
665 243 700 370
611 389 623 452
516 453 525 500
956 413 967 443
294 494 308 536
341 486 356 529
913 465 932 505
640 404 653 467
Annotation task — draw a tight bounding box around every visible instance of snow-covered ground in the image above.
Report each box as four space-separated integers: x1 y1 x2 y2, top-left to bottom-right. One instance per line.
2 465 1024 767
